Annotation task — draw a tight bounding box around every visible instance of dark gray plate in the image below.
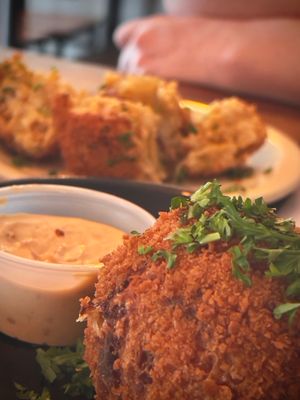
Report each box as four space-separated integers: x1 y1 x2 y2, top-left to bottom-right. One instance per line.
0 177 184 400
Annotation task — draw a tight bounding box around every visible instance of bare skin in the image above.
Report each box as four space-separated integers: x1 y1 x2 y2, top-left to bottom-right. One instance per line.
163 0 300 18
114 2 300 106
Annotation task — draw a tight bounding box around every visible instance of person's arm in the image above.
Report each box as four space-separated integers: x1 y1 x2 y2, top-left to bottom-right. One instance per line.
163 0 300 18
114 16 300 106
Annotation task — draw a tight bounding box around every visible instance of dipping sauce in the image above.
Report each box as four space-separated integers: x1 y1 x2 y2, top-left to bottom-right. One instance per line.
0 213 124 264
0 213 124 346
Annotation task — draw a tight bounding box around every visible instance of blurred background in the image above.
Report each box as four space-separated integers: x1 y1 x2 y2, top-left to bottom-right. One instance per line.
1 0 163 66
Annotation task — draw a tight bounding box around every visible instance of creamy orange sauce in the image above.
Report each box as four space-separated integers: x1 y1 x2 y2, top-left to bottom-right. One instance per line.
0 213 124 346
0 213 124 264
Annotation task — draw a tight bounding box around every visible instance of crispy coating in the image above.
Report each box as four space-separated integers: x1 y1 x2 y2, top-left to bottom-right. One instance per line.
99 72 192 166
54 94 165 181
0 57 268 180
180 97 267 176
83 209 300 400
0 54 71 159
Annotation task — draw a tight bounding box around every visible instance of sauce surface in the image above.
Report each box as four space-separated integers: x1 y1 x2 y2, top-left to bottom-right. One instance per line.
0 213 124 264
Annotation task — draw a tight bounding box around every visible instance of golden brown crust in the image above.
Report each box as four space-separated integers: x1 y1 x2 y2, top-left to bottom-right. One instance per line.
0 56 268 181
181 97 267 176
54 94 165 181
0 54 70 159
84 210 300 400
99 71 192 166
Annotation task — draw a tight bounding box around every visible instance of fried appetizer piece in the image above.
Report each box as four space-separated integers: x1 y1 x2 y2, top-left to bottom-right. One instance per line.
0 54 68 159
82 182 300 400
99 72 193 165
55 94 165 181
181 97 267 176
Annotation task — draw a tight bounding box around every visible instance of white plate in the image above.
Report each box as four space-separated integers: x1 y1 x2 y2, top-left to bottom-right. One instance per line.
1 125 299 204
1 50 299 203
181 126 300 203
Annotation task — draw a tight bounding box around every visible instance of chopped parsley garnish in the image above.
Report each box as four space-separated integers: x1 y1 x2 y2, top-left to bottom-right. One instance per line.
15 339 94 400
166 180 300 321
138 245 153 255
170 196 189 210
48 169 58 176
11 155 30 167
225 166 254 179
263 167 273 174
2 86 15 95
117 131 134 148
152 250 177 269
32 82 44 91
107 155 136 167
130 230 140 236
38 106 51 117
183 122 198 135
15 383 51 400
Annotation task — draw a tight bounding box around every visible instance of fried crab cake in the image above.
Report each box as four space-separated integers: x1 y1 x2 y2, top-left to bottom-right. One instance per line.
82 182 300 400
99 71 193 166
55 94 165 181
0 54 69 159
180 97 267 177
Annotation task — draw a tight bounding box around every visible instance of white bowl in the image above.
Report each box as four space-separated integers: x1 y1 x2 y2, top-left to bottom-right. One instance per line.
0 184 155 346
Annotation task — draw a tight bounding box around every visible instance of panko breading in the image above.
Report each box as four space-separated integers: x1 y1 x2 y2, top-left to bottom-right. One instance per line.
54 94 166 181
99 72 193 165
0 55 268 182
82 182 300 400
180 97 267 176
0 54 71 159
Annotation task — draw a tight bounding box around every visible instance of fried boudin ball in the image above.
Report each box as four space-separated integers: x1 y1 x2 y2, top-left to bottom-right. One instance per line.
99 72 193 165
55 94 166 181
82 182 300 400
0 54 69 159
180 97 267 176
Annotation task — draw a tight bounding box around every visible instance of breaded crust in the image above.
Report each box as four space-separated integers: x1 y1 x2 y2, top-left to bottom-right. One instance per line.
54 94 165 181
181 97 267 176
100 72 193 166
83 209 300 400
0 54 64 159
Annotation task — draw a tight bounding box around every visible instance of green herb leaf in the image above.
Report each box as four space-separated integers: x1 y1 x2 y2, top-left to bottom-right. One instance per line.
38 106 51 117
167 227 193 246
138 245 153 255
11 155 30 167
48 169 58 176
130 230 140 236
225 166 254 179
117 131 134 148
107 155 136 167
263 167 273 174
286 279 300 297
2 86 15 95
32 82 44 91
198 232 221 245
152 250 177 269
35 339 94 399
15 383 51 400
273 302 300 320
157 180 300 323
170 196 189 210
